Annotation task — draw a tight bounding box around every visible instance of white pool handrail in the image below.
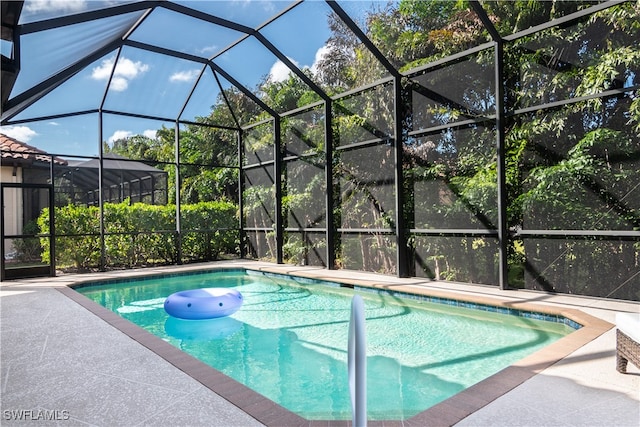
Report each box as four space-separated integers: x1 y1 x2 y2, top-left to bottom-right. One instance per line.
348 294 367 427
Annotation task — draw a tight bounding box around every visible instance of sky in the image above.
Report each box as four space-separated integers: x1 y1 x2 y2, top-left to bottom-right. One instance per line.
1 0 382 157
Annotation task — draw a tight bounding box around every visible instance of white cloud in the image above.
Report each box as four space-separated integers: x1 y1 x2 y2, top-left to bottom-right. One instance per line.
109 77 129 92
107 130 132 144
25 0 87 14
233 0 275 12
115 57 150 79
107 129 157 145
257 0 277 14
310 45 331 76
267 47 331 83
143 130 158 140
91 57 149 92
268 57 299 83
91 59 114 81
198 45 219 56
310 45 330 74
170 69 200 83
0 126 38 142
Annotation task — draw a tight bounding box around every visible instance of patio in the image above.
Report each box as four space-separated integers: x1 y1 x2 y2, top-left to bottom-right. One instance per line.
1 260 638 426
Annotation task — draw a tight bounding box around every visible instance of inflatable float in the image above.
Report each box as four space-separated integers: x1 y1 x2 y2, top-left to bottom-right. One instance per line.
164 288 243 320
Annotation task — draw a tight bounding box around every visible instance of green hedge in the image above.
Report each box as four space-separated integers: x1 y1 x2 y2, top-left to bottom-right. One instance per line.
38 201 238 270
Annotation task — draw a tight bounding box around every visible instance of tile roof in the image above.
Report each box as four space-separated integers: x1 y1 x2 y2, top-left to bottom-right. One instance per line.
0 133 67 166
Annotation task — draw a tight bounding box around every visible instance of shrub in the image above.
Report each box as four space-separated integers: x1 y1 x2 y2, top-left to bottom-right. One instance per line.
38 201 238 270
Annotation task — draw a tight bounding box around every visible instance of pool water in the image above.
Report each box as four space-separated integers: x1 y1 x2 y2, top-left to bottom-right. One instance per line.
77 269 574 420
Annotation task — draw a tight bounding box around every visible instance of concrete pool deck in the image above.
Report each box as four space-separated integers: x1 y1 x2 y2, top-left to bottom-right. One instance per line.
1 260 638 426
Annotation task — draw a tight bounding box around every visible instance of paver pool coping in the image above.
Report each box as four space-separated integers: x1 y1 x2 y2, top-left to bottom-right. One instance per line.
56 264 613 427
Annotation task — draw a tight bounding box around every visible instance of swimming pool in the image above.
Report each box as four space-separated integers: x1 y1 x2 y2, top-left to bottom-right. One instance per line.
76 268 576 420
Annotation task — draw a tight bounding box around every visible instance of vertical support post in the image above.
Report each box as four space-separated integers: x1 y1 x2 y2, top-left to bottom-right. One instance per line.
97 47 121 272
324 100 335 269
174 123 182 264
394 77 408 277
151 174 155 205
98 111 106 271
495 40 509 290
274 117 284 264
48 158 56 277
0 184 4 281
348 294 367 427
119 170 124 204
238 129 246 259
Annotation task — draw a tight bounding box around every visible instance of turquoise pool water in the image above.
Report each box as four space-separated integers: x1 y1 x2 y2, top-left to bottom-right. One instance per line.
76 269 574 420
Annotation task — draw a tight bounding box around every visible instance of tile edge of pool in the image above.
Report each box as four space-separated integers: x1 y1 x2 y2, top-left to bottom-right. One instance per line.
61 263 614 426
71 266 600 331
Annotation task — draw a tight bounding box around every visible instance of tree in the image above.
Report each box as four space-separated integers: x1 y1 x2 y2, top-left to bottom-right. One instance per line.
330 0 639 297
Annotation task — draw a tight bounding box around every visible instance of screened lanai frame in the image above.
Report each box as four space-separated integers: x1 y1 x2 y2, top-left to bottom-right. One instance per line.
1 0 638 300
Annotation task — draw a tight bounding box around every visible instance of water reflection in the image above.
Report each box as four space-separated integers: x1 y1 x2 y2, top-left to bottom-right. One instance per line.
164 316 243 341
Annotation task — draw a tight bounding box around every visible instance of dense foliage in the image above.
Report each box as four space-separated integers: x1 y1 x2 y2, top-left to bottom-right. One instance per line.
38 201 237 270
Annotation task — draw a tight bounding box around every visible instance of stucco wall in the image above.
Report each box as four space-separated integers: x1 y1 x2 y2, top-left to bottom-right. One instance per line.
1 165 23 257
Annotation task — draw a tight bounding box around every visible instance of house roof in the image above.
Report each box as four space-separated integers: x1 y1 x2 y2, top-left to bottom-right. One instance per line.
0 133 68 166
66 153 164 174
60 152 167 192
1 133 166 190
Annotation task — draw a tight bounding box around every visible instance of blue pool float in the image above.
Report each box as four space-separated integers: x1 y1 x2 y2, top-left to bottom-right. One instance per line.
164 288 243 320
